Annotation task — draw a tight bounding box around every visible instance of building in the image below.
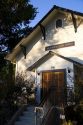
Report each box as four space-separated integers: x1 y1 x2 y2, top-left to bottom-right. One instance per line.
6 5 83 111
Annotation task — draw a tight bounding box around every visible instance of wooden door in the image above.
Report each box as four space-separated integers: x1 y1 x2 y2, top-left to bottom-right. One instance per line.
42 70 66 106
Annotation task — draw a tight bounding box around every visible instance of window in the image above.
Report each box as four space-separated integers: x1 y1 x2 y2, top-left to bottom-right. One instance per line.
56 19 62 28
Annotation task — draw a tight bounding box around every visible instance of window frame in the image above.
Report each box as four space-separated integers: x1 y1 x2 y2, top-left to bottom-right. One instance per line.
56 18 63 28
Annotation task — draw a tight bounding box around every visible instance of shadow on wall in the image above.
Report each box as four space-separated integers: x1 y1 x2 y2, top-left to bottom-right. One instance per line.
18 33 46 69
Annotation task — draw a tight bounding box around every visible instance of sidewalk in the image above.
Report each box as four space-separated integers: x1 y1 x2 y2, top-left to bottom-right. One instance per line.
14 105 35 125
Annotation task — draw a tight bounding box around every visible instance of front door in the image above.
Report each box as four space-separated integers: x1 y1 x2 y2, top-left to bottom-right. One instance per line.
42 69 66 106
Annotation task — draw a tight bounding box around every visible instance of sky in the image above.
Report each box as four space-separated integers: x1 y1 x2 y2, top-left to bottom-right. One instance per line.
30 0 83 27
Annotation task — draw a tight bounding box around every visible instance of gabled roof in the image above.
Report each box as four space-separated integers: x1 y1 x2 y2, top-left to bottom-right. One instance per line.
5 5 83 62
27 51 54 71
27 51 83 71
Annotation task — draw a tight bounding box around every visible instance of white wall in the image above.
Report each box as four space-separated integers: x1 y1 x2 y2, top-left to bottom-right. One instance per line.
37 55 74 87
16 36 45 73
45 13 83 62
35 55 74 104
15 11 83 86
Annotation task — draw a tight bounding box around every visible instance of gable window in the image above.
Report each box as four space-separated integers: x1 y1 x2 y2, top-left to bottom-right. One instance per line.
56 19 62 28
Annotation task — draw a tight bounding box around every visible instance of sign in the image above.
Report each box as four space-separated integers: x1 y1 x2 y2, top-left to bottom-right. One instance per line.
45 41 75 51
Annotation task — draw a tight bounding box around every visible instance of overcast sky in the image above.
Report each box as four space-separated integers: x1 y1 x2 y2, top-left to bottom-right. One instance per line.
30 0 83 26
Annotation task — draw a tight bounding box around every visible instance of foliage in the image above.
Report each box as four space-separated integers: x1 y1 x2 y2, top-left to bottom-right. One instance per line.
0 53 7 69
0 0 37 93
0 62 15 101
16 71 35 85
74 83 83 103
62 121 73 125
64 103 83 125
0 70 35 124
0 1 37 120
15 71 35 104
0 69 35 105
0 0 37 51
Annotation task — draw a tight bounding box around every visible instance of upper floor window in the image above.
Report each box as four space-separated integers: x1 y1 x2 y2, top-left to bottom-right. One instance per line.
56 19 62 28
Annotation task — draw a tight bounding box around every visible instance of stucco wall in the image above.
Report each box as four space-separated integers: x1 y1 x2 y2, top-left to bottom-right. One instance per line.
37 55 74 87
15 12 83 86
45 13 83 63
16 34 45 73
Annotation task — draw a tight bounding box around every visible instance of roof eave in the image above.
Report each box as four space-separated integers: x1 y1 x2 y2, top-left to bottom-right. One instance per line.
5 5 83 62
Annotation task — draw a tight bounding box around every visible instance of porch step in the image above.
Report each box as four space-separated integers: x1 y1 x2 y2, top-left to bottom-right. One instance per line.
14 106 35 125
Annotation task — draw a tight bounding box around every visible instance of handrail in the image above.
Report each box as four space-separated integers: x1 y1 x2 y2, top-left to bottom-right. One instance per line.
36 86 74 108
35 86 74 125
41 106 54 125
35 87 54 125
35 89 51 125
38 87 52 107
41 106 61 125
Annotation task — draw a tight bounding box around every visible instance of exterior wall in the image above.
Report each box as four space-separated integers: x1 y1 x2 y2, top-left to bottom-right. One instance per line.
15 34 45 85
15 34 45 74
15 11 83 90
45 13 83 63
37 55 74 87
35 55 74 104
16 13 83 74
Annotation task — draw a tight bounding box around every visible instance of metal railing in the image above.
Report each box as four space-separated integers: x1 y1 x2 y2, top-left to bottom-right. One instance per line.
35 86 75 125
35 88 52 125
66 86 75 105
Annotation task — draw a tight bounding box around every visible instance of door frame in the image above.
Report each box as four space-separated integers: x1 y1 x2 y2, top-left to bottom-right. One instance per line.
41 68 67 104
41 68 67 85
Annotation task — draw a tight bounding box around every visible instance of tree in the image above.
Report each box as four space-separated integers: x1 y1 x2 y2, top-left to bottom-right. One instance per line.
0 0 37 80
15 71 35 104
0 2 37 123
0 0 37 51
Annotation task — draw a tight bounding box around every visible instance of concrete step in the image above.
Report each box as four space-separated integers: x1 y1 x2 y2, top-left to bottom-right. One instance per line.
14 106 35 125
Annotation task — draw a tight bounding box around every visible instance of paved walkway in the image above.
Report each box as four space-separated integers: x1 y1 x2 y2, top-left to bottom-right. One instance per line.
14 106 35 125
